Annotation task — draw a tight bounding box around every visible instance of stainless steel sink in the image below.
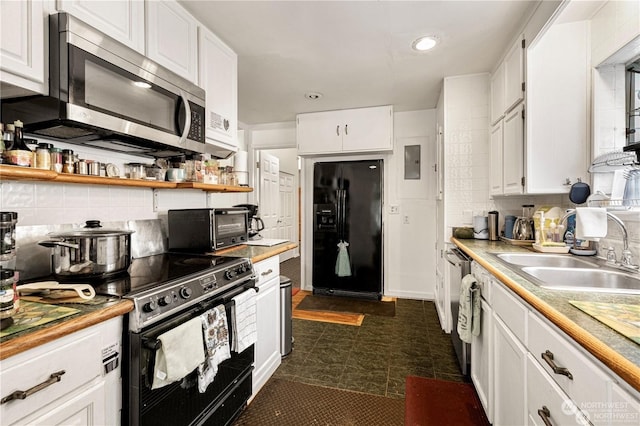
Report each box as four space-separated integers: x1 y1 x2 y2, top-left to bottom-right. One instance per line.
495 253 599 269
521 267 640 294
489 252 640 294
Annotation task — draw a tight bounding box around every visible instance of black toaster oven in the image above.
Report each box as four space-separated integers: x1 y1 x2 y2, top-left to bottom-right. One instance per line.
168 208 249 252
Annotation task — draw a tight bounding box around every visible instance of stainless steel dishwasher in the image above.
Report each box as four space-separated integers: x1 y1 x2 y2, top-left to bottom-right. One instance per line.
445 247 472 376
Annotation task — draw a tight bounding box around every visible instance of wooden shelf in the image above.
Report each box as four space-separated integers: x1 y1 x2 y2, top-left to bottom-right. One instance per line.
0 165 253 193
175 182 253 192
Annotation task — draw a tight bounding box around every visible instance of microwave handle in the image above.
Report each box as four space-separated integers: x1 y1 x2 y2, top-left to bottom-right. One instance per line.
177 90 192 145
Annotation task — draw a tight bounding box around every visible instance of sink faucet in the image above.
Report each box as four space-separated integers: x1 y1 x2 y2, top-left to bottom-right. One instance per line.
560 209 639 271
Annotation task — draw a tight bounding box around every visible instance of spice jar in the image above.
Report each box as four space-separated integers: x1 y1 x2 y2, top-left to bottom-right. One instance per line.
0 212 16 261
62 149 75 173
50 147 63 172
75 159 88 175
0 268 18 321
34 143 52 170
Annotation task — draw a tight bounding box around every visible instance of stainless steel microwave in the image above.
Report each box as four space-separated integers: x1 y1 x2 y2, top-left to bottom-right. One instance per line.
1 13 225 158
168 208 249 252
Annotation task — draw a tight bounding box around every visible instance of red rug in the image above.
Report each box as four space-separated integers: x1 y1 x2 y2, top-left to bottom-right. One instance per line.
404 376 489 426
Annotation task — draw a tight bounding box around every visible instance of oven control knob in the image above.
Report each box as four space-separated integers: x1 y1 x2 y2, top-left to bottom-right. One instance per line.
179 287 192 299
158 295 172 306
143 300 158 312
224 270 234 280
239 264 247 273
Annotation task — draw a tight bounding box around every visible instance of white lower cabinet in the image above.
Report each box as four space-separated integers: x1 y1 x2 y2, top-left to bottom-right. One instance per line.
471 298 493 423
470 261 640 426
493 313 527 426
252 256 281 397
0 316 122 425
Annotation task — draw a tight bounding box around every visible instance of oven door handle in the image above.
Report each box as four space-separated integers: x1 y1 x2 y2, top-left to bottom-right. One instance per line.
142 336 162 350
220 284 258 305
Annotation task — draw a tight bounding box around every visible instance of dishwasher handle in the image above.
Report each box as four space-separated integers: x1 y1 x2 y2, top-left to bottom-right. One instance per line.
445 249 465 267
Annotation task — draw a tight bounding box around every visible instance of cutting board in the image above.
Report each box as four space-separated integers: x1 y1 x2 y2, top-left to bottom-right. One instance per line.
245 238 289 247
570 301 640 345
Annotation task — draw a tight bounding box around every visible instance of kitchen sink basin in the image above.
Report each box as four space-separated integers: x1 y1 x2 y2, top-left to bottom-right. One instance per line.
521 267 640 294
494 253 599 269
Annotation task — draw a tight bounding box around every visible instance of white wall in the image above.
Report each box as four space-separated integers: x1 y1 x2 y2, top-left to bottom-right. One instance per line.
443 73 491 232
386 110 438 300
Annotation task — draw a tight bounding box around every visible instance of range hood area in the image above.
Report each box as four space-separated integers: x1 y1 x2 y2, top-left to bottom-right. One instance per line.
0 13 236 160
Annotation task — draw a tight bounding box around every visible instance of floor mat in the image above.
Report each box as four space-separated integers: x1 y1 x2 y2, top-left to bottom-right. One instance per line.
295 294 395 317
235 378 404 425
292 291 363 326
404 376 489 426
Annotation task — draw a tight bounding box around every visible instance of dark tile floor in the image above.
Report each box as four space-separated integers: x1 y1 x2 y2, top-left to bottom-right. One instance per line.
273 298 464 399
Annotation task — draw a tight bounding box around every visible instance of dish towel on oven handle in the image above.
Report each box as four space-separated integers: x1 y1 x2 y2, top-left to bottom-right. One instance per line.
197 304 231 393
152 317 205 390
457 273 481 344
231 289 257 353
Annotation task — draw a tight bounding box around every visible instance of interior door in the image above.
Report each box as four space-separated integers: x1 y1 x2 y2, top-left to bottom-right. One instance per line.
259 152 280 238
277 172 295 261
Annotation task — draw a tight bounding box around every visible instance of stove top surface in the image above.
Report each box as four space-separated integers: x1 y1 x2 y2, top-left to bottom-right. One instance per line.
89 252 237 297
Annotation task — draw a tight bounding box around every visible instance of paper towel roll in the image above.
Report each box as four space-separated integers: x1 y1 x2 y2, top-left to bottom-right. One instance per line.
234 151 248 172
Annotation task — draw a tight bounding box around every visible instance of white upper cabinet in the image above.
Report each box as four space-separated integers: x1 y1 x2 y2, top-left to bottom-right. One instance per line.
526 20 589 193
0 0 46 95
490 62 505 125
503 36 525 113
198 26 238 149
146 0 198 83
297 105 393 155
502 104 524 195
56 0 145 53
490 121 504 196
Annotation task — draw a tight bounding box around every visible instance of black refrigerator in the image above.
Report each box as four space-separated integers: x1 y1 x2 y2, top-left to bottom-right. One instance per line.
312 160 383 300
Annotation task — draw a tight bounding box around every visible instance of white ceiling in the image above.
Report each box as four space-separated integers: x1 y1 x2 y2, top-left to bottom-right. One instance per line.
179 1 540 125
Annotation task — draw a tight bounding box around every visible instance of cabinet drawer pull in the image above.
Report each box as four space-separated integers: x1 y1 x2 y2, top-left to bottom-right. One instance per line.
541 350 573 380
336 125 340 136
537 406 553 426
345 124 348 135
1 370 66 404
261 268 273 276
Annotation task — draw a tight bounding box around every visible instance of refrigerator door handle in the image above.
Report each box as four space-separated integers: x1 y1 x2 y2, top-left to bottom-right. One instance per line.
336 190 342 239
339 189 347 240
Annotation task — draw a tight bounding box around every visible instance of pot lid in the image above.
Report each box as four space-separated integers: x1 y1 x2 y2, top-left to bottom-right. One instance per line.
48 220 134 238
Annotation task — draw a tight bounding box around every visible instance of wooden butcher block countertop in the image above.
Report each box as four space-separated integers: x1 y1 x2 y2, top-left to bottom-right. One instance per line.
213 241 298 263
452 238 640 392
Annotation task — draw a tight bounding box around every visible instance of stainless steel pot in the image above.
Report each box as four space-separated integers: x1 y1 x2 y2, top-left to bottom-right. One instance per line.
38 220 134 278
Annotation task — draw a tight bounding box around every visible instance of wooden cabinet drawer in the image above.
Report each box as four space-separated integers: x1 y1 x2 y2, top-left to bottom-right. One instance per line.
254 256 279 287
0 327 102 425
492 281 526 342
528 312 609 408
526 355 589 426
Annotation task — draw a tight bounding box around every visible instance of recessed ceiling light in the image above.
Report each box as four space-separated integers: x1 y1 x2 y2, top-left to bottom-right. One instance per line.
304 92 323 100
133 81 152 89
412 36 438 51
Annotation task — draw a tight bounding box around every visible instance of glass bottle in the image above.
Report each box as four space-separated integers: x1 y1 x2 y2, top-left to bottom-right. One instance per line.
62 149 75 173
6 121 33 167
2 124 15 151
50 147 63 172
